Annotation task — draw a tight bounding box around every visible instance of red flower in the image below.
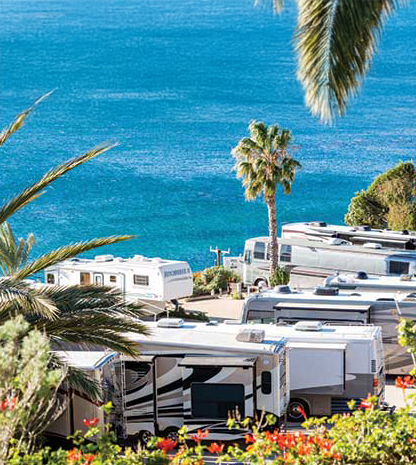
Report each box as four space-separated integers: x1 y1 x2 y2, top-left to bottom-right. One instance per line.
207 442 224 454
82 454 97 465
296 443 311 455
190 429 209 443
67 448 82 464
396 376 415 390
359 394 374 410
245 434 255 444
83 418 99 428
0 396 18 411
333 452 342 461
157 438 177 453
296 405 307 420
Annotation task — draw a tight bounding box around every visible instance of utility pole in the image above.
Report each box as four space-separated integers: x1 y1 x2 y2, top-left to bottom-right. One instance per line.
210 246 230 266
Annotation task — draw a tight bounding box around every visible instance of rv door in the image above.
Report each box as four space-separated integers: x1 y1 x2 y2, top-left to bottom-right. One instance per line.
93 273 104 286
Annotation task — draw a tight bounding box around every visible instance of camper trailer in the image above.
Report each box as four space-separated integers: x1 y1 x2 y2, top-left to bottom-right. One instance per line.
44 255 193 316
120 319 289 441
241 236 416 287
324 272 416 293
282 221 416 250
242 286 416 374
121 318 383 438
46 351 120 441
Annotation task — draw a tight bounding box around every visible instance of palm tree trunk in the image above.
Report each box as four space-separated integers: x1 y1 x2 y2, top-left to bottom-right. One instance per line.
266 195 279 276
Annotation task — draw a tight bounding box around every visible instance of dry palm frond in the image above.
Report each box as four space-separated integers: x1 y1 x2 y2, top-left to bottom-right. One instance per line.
295 0 407 124
0 90 55 148
14 235 133 280
0 142 118 226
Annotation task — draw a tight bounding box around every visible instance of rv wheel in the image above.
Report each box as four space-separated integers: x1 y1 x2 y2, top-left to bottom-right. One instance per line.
255 279 268 288
164 427 179 442
287 399 309 423
139 430 153 446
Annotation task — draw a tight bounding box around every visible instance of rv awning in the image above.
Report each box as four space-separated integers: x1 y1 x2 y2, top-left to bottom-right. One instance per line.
54 351 117 371
274 302 372 313
179 356 257 367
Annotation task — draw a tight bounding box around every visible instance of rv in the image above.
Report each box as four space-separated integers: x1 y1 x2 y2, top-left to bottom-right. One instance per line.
44 255 193 317
46 351 120 441
282 221 416 250
120 318 289 442
121 318 383 439
241 236 416 287
324 272 416 293
241 286 416 374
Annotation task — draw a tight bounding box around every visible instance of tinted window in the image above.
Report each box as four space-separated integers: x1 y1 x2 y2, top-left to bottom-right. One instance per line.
46 273 55 284
134 275 149 286
280 245 292 263
110 275 117 283
254 242 266 260
244 250 252 264
247 310 274 324
389 261 409 275
261 371 272 395
191 383 244 418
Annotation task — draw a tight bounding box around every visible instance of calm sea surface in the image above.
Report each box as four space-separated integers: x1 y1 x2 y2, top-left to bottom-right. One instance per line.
1 0 416 271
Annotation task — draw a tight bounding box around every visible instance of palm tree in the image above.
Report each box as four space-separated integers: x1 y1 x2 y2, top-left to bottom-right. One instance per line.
0 94 148 397
232 120 300 277
258 0 408 124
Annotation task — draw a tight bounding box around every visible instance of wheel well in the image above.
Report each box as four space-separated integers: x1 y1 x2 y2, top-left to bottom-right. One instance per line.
254 278 268 286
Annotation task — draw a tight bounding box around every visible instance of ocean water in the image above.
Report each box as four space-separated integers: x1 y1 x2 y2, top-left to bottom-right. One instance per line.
1 0 416 271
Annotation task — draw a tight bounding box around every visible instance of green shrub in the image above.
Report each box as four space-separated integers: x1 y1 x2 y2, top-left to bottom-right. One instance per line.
270 265 290 286
193 266 241 296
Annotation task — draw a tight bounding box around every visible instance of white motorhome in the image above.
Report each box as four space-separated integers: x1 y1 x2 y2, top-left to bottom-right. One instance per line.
120 318 289 442
282 221 416 250
242 286 416 374
324 272 416 293
121 318 383 438
44 255 193 316
46 351 120 441
241 236 416 286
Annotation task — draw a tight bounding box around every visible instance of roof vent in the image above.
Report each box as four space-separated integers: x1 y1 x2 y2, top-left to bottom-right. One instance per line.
236 328 265 343
133 255 144 261
274 285 291 294
355 271 368 280
157 318 184 328
327 237 345 246
363 242 382 249
358 225 372 231
95 254 114 262
294 321 323 331
314 287 339 296
402 229 409 235
309 221 327 227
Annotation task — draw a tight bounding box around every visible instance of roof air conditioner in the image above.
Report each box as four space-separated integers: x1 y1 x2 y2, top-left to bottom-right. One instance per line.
157 318 184 328
363 242 382 249
314 287 339 296
236 329 265 343
294 321 322 331
95 254 114 262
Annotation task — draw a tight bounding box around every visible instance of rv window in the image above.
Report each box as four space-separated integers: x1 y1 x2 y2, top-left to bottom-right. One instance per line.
191 383 244 419
280 245 292 263
254 242 266 260
110 275 117 283
80 272 91 285
247 310 274 324
261 371 272 395
46 273 55 284
389 261 410 275
244 250 252 265
133 275 149 286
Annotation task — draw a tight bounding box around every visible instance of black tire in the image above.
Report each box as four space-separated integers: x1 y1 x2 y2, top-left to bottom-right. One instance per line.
164 427 179 442
287 398 309 423
139 430 153 446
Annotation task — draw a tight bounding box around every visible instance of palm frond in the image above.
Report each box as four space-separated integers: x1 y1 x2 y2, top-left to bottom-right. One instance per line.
295 0 406 124
0 222 35 276
255 0 284 14
0 142 118 226
14 235 133 280
0 91 55 148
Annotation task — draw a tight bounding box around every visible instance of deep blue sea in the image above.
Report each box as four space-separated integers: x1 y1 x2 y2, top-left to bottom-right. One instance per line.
1 0 416 271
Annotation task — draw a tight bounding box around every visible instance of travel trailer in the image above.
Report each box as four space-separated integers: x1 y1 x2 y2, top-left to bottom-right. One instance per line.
324 272 416 293
44 255 193 316
46 351 120 441
241 286 416 374
241 236 416 286
121 318 383 437
282 221 416 250
120 318 289 441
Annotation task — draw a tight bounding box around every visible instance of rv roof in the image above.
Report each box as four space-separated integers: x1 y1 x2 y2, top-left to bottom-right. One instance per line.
54 351 117 370
127 321 379 351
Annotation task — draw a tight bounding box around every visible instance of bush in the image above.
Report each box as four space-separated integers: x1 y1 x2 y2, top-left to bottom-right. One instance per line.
270 265 290 286
193 266 241 296
345 161 416 230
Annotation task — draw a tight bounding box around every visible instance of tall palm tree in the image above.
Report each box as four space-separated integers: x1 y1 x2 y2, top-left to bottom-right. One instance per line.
0 94 148 397
232 120 300 276
258 0 408 124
